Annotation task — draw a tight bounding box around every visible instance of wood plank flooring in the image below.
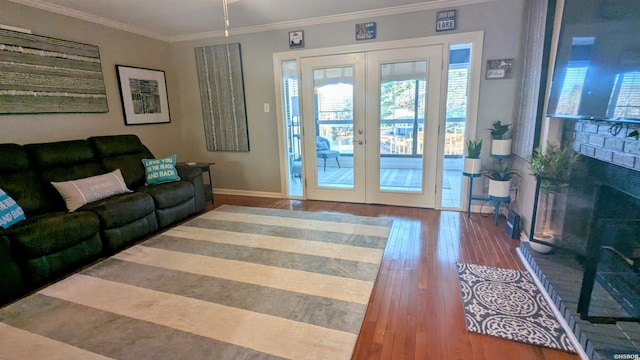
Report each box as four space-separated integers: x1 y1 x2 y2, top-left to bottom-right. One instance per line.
210 195 581 360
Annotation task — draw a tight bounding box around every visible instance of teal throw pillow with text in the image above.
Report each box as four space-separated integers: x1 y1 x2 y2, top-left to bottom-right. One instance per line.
0 188 26 229
141 155 181 185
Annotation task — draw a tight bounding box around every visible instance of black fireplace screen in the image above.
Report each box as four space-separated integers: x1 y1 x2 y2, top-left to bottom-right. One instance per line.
578 184 640 323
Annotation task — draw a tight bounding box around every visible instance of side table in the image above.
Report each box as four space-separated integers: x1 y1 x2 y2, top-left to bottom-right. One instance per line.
488 195 511 226
463 172 488 218
176 162 215 204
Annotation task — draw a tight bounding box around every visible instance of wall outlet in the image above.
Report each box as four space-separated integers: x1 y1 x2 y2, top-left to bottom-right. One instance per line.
263 103 270 113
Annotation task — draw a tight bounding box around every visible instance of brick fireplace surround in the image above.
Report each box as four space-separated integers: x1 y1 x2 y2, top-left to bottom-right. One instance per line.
521 119 640 359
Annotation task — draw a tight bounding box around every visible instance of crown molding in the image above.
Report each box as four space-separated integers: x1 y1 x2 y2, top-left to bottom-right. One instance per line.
9 0 497 43
7 0 170 41
170 0 497 42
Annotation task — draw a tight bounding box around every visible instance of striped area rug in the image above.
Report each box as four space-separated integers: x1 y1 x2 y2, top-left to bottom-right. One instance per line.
0 205 392 360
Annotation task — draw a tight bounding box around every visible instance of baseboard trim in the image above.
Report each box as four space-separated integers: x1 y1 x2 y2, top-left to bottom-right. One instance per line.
213 188 283 198
517 247 589 360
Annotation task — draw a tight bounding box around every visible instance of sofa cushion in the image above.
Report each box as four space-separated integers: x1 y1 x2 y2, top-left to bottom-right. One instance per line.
26 140 105 212
51 169 132 212
0 143 30 173
141 155 181 185
7 211 100 259
81 192 155 229
26 140 104 181
0 144 54 216
0 188 26 229
137 181 194 209
24 233 102 285
89 134 151 158
0 234 26 305
88 135 154 189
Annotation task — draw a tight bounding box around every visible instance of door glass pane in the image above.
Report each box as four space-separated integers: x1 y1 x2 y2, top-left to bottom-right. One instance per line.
282 60 302 197
441 43 472 208
378 61 426 192
313 67 354 188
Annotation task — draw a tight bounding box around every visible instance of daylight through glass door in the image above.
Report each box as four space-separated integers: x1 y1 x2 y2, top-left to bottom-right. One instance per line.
378 60 427 192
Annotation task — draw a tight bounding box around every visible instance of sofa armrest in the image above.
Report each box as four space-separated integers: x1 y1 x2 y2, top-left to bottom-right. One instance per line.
0 233 26 305
176 165 206 213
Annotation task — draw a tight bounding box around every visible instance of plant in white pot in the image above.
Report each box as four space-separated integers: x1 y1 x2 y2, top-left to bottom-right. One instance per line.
488 121 512 156
483 160 518 198
463 139 483 175
527 143 580 253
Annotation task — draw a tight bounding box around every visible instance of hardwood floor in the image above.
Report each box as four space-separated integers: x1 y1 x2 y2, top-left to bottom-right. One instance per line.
210 195 580 360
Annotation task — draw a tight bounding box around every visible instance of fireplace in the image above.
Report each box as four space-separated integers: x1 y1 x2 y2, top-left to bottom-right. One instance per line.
577 184 640 323
542 155 640 323
522 139 640 358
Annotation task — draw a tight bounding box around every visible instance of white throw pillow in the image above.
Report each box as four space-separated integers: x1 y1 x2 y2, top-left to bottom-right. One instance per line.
51 169 132 212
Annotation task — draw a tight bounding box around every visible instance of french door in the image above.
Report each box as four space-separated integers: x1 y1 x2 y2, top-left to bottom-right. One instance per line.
299 46 443 207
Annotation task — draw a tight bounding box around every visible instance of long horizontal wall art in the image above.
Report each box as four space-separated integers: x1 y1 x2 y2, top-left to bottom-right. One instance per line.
195 43 249 152
0 29 108 114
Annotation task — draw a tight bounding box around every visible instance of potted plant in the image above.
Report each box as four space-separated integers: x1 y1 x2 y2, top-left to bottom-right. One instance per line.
483 159 518 198
488 121 512 156
527 143 580 253
463 139 483 175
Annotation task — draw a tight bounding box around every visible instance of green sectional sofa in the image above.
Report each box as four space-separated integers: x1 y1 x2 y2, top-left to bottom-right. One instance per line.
0 134 206 305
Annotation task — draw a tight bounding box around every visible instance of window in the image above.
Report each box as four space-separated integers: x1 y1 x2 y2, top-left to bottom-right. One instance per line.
556 62 589 116
379 78 426 156
608 71 640 119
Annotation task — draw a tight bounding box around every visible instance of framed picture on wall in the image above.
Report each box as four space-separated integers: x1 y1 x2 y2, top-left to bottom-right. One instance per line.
485 59 513 79
289 30 304 48
116 65 171 125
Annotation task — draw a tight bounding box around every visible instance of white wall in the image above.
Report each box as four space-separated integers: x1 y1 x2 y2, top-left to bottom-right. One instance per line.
0 1 181 158
0 0 529 197
171 0 527 194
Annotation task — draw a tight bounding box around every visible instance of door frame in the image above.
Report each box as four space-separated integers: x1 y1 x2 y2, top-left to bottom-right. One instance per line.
274 32 484 209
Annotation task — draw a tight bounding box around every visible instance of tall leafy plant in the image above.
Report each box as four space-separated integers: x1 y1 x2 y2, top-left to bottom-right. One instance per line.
527 143 580 192
488 121 511 140
527 142 580 238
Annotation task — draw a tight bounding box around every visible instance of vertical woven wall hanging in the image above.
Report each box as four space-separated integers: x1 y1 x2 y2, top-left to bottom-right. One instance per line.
195 43 249 152
0 28 108 114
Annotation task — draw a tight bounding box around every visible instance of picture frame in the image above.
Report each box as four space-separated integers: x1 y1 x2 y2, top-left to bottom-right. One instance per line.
356 22 377 41
116 65 171 125
436 9 457 32
289 30 304 48
486 59 513 79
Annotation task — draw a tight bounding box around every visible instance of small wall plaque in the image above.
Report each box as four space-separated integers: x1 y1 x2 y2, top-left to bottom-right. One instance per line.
436 10 457 32
486 59 513 79
356 22 376 40
289 30 304 48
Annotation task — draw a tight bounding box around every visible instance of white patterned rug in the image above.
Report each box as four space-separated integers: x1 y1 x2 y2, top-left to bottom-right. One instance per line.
456 262 576 353
0 205 393 359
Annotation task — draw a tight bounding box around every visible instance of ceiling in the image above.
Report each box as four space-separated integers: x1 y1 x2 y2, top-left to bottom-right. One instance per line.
7 0 492 42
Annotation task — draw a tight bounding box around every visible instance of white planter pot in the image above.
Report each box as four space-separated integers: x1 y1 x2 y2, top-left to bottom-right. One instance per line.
463 158 482 175
530 233 555 254
491 139 512 156
488 179 510 198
